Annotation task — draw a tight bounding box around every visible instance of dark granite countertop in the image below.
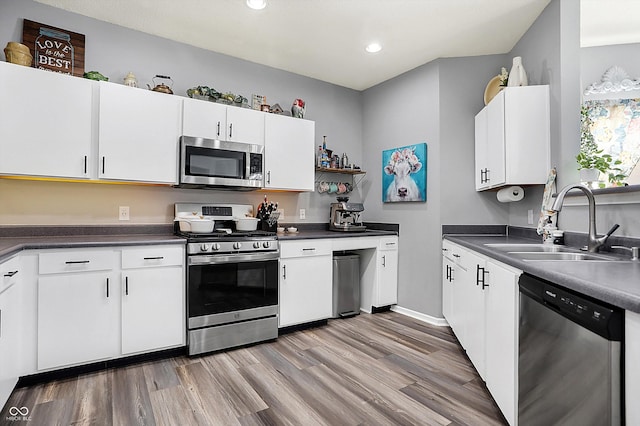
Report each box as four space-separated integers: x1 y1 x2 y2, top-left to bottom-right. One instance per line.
443 233 640 313
0 234 186 262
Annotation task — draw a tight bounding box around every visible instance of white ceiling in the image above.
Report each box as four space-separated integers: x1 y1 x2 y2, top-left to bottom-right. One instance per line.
34 0 640 91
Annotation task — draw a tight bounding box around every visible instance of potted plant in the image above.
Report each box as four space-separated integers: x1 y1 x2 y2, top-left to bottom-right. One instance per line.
577 105 622 183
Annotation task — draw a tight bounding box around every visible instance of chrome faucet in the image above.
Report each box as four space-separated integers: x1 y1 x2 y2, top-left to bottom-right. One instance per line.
550 183 619 253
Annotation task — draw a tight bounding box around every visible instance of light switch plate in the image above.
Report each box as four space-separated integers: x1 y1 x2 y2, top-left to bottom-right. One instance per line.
299 209 306 220
527 209 534 225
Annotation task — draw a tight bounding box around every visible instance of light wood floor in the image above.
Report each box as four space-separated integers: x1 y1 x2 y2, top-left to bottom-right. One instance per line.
2 312 506 426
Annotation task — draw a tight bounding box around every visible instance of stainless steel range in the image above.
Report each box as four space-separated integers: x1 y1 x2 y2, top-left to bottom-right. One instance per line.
175 203 279 356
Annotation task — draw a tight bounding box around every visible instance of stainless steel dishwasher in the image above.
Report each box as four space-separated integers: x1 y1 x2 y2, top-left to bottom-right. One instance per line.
518 273 623 426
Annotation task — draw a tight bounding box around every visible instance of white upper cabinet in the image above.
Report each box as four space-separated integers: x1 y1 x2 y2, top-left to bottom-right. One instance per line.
475 85 550 191
0 61 94 179
182 98 227 140
226 106 265 146
264 114 315 191
98 82 182 184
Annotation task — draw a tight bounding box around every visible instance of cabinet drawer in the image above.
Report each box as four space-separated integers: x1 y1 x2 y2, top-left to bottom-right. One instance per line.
39 250 115 274
280 240 332 258
121 245 184 269
379 236 398 250
0 255 20 295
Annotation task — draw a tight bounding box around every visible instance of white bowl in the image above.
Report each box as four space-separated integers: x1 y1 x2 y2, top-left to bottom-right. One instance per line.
176 218 214 233
276 227 285 233
287 227 298 233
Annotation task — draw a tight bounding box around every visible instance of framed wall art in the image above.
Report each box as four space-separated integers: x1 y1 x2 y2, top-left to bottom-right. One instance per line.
382 143 427 203
22 19 85 77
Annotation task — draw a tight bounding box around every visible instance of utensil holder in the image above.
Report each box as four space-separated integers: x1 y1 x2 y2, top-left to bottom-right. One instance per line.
260 219 277 232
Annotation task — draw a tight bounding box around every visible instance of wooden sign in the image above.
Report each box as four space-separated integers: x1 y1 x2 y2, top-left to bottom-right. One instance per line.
22 19 85 77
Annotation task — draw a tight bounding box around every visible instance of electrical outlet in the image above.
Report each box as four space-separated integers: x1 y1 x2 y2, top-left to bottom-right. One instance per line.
277 209 284 221
527 209 534 225
119 206 130 221
299 209 306 220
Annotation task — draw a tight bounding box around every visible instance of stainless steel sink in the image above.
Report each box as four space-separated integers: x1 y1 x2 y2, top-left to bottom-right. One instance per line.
484 243 567 252
508 251 614 261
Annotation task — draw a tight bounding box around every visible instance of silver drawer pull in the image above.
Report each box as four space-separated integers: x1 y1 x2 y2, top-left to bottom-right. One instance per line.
385 242 396 246
3 270 18 278
302 248 316 252
65 260 90 264
143 256 164 260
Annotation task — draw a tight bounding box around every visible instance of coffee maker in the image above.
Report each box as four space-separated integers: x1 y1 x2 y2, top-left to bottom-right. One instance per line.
329 199 366 232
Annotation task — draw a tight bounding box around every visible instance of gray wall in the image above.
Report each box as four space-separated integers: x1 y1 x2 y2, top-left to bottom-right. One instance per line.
508 0 581 228
0 0 363 225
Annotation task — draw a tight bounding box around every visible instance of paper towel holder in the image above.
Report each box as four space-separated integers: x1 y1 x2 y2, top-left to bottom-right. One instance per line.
497 186 525 202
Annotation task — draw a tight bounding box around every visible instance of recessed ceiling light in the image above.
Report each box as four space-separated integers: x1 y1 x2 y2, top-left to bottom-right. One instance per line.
365 43 382 53
246 0 266 10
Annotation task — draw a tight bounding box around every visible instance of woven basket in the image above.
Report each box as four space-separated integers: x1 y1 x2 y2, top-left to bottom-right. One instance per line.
4 42 33 67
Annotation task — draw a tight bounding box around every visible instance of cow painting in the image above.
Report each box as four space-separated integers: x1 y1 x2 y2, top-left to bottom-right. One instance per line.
382 144 427 203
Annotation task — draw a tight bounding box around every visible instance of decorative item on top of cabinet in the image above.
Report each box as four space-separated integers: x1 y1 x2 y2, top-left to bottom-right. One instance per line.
147 75 173 94
291 98 306 118
507 56 528 87
123 72 138 87
22 19 85 77
3 42 32 66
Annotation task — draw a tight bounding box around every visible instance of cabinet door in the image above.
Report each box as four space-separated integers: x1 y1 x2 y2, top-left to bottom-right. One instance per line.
98 82 181 183
264 114 315 191
376 248 398 307
0 62 93 179
226 107 264 146
38 272 119 370
279 255 332 327
183 98 227 140
486 92 506 188
460 250 487 379
627 311 640 426
474 108 489 191
442 255 456 326
121 267 185 355
0 282 20 409
484 259 519 426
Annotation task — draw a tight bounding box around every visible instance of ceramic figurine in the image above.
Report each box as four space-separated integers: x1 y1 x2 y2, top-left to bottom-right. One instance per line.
507 56 528 87
123 71 138 87
291 98 305 118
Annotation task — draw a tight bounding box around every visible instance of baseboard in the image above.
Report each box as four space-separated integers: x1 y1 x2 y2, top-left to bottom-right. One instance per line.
391 305 449 327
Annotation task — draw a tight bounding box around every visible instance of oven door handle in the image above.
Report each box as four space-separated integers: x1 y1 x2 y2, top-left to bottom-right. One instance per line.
188 251 280 265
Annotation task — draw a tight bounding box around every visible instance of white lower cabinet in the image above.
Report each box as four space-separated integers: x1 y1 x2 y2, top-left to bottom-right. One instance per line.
441 239 520 425
0 256 21 409
484 258 519 426
36 245 185 371
278 240 332 327
121 246 185 355
38 271 119 370
627 310 640 425
375 237 399 307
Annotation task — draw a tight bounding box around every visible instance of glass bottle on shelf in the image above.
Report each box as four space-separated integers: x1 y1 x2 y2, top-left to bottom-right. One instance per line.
321 136 330 168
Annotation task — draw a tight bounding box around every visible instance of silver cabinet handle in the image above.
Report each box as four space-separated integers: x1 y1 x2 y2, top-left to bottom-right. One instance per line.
302 248 316 252
267 171 271 184
382 255 386 267
217 121 221 137
282 264 286 279
143 256 164 260
229 123 233 139
84 155 87 174
3 270 18 277
125 276 129 296
65 260 90 264
102 156 106 174
453 254 460 258
106 278 110 298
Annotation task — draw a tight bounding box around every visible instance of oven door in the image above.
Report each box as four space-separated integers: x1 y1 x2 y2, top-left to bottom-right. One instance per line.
187 252 278 329
179 136 263 188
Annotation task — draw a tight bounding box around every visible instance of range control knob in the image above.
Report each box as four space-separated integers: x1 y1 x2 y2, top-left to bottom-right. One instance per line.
211 243 221 251
263 241 271 248
253 242 261 249
200 243 211 252
233 242 242 250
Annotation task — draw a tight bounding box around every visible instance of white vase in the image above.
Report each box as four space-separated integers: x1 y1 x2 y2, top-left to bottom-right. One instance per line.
507 56 528 87
579 168 600 183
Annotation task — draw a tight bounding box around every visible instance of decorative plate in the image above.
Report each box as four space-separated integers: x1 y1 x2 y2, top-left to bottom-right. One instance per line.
483 75 503 105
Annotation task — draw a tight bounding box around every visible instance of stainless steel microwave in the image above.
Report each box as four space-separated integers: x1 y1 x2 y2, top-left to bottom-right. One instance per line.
178 136 264 189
